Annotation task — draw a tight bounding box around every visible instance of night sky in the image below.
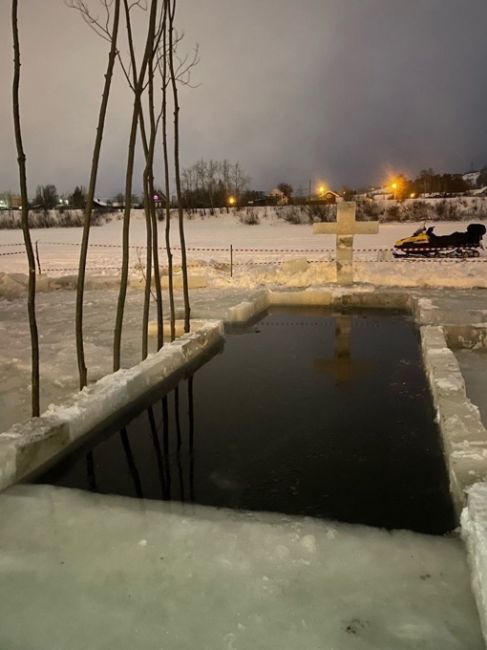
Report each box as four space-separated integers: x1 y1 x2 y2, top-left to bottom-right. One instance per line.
1 0 486 197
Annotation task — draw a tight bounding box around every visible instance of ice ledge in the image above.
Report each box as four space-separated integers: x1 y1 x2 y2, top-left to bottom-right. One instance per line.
421 325 487 514
268 286 411 309
462 482 487 646
0 320 224 492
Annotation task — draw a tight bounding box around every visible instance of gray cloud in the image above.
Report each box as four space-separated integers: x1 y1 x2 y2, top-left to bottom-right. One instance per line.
1 0 486 197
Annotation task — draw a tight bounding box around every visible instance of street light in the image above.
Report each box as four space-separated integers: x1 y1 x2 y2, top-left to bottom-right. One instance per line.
317 184 327 199
228 195 236 207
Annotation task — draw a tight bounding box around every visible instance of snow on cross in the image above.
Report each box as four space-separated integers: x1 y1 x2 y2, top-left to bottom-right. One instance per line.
313 201 379 284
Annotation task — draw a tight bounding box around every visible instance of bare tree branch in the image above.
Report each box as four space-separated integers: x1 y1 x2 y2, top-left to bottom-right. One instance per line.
117 52 135 90
155 31 199 90
65 0 112 42
174 44 200 88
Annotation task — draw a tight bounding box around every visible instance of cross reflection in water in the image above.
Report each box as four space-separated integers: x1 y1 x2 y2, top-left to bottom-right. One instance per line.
313 314 373 384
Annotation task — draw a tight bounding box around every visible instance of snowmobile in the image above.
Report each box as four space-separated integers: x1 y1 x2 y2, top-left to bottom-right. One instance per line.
393 223 486 258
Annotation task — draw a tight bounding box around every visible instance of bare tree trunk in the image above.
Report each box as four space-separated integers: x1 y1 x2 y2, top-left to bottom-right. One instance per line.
141 69 163 355
141 162 152 359
162 13 176 341
138 106 156 361
147 59 164 350
168 0 190 332
123 0 155 359
113 0 159 371
75 0 120 389
12 0 40 416
113 100 139 371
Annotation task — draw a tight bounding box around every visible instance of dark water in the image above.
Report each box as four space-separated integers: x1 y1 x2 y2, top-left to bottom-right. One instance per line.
37 308 455 534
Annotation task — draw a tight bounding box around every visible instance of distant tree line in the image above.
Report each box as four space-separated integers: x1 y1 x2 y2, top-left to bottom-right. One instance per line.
25 185 144 210
408 169 469 197
15 164 487 214
181 159 251 212
381 167 487 201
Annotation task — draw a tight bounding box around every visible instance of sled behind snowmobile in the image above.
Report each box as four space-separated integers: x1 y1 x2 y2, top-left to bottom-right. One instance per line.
393 223 486 258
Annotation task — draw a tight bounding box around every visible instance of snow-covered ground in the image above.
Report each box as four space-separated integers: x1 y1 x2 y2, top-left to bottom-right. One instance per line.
0 484 482 650
0 209 485 270
1 210 486 289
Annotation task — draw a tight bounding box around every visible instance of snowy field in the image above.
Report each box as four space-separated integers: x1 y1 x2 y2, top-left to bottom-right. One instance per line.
0 210 486 282
0 484 482 650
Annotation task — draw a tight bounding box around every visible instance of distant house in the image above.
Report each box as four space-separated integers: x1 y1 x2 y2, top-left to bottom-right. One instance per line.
269 188 289 205
322 190 343 204
307 190 344 205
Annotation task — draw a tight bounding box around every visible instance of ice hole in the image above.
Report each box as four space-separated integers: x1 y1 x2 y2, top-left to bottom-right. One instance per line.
37 308 455 535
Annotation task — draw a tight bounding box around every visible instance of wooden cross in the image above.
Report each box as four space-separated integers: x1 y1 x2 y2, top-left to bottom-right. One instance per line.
313 201 379 284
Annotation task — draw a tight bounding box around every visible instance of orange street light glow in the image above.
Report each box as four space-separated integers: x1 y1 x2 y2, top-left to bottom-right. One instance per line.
228 196 236 205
